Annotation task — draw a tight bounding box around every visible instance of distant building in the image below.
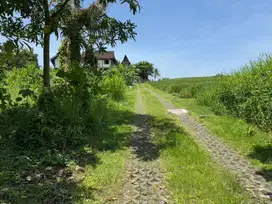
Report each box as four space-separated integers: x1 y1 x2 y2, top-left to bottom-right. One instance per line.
51 51 130 69
121 55 131 66
94 51 118 68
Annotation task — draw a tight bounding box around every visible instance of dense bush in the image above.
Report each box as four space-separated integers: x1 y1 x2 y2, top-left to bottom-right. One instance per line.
101 64 138 101
102 74 126 101
105 64 138 86
0 44 38 69
197 54 272 131
0 64 130 164
5 63 42 102
0 60 136 203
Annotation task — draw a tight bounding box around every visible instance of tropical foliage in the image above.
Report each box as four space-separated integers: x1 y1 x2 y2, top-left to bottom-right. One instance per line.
150 54 272 132
0 0 141 202
0 0 140 86
197 54 272 131
0 43 38 69
134 61 159 81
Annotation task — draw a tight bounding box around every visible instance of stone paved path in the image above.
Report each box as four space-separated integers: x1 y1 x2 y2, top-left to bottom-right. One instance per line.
145 87 272 204
116 88 169 204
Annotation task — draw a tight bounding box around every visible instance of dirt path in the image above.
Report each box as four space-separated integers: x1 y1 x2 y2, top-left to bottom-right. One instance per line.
145 87 272 203
116 88 169 204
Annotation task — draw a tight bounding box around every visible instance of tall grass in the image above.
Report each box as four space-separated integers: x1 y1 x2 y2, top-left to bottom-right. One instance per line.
150 54 272 132
102 74 126 101
197 54 272 131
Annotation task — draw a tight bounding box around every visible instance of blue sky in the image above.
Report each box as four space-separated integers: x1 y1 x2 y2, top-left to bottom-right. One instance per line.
2 0 272 78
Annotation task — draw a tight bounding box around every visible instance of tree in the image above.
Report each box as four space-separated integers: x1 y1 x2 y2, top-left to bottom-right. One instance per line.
0 0 140 87
60 0 139 68
0 42 38 69
153 68 160 81
0 0 72 87
135 61 155 82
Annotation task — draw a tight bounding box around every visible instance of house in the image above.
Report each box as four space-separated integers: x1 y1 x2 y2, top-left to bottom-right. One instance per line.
94 51 118 68
51 51 129 69
121 55 131 66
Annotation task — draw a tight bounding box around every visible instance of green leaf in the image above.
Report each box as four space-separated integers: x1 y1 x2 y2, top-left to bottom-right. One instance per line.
3 40 16 53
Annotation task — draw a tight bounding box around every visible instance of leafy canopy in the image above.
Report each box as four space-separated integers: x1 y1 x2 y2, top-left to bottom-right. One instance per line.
135 61 155 81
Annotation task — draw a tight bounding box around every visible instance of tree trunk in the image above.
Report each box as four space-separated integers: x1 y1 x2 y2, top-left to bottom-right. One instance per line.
43 31 50 87
69 36 81 66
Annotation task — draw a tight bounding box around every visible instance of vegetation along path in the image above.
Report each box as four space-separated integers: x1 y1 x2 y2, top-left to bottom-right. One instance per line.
144 85 272 203
116 88 169 204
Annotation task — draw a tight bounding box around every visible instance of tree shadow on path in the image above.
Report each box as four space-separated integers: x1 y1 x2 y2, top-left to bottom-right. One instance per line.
130 112 186 162
0 100 185 203
248 144 272 182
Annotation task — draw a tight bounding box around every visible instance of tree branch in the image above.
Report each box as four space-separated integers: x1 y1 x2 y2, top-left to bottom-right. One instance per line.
51 0 71 19
39 0 50 18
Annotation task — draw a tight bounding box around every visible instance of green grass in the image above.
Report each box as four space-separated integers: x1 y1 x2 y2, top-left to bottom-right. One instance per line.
139 86 251 203
75 147 129 203
150 76 218 98
0 87 137 204
146 84 272 177
196 55 272 132
154 76 217 85
75 88 137 203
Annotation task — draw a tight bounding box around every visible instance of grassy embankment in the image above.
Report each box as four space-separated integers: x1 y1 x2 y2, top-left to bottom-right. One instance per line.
149 55 272 176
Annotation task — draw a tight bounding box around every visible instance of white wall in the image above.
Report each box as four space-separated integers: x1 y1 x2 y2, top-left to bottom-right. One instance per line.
97 59 111 68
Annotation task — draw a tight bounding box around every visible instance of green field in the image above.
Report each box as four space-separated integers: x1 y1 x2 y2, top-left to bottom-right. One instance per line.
150 76 218 98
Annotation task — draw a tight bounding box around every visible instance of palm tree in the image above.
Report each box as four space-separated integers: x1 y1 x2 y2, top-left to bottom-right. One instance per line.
59 0 107 68
135 61 155 82
153 68 160 81
59 0 139 69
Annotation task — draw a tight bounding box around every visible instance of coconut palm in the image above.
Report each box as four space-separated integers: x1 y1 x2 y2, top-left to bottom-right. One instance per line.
153 68 160 81
135 61 155 82
59 0 139 69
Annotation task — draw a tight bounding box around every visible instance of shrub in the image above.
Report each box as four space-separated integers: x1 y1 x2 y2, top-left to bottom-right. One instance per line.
0 65 121 162
102 68 127 101
5 63 42 103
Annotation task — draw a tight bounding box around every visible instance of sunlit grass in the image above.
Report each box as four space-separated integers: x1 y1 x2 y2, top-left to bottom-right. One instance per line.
140 86 251 204
146 84 272 176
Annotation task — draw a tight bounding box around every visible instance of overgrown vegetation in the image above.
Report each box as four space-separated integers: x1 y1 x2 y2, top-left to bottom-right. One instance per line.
197 54 272 132
0 1 142 202
151 55 272 132
146 84 272 181
0 62 139 203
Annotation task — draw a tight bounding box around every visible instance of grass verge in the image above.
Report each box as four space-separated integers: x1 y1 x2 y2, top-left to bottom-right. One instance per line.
146 84 272 178
0 87 137 204
139 86 251 204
